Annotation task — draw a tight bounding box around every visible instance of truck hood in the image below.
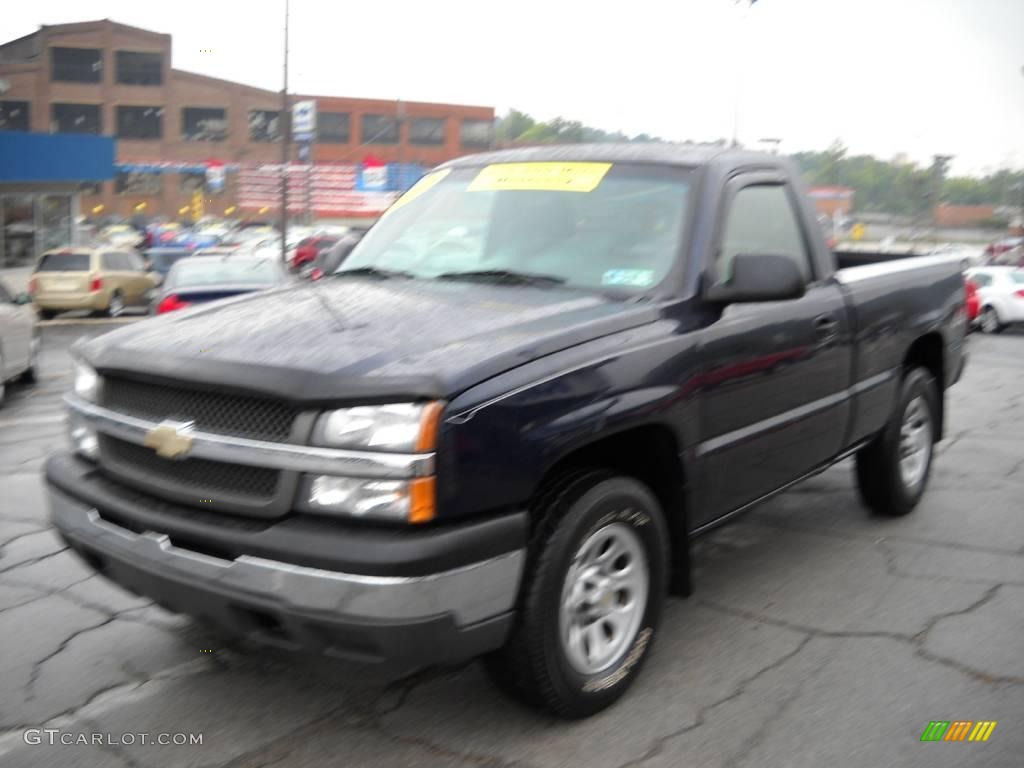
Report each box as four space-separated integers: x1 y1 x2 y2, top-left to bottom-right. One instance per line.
81 278 660 403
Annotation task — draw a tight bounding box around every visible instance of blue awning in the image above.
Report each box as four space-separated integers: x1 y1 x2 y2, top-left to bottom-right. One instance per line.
0 131 116 183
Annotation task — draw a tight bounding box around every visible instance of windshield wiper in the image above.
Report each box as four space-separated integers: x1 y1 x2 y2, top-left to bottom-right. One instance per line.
435 269 567 286
333 266 415 280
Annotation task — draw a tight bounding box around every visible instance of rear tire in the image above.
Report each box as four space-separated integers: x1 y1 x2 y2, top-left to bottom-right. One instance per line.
104 291 125 318
979 306 1004 334
37 309 57 321
484 471 668 718
855 367 939 517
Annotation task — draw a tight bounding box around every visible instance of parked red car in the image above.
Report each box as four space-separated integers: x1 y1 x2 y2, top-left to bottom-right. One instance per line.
965 278 981 324
291 236 338 271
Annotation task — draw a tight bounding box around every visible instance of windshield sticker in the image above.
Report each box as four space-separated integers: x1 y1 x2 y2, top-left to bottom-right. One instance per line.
602 269 655 288
468 162 612 193
387 168 451 213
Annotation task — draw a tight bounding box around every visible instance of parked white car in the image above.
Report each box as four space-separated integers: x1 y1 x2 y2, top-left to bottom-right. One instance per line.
0 279 38 407
965 267 1024 333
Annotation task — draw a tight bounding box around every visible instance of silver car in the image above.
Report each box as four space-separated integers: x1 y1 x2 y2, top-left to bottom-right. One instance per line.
0 279 38 407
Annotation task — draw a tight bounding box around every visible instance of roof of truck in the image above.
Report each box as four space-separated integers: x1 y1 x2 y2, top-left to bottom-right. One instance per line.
440 142 782 170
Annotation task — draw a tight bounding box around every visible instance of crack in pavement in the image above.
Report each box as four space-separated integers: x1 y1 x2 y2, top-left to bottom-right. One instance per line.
24 616 119 702
874 538 1024 587
1 575 177 636
616 635 815 768
0 528 51 552
0 546 69 575
698 584 1022 686
215 662 533 768
79 716 141 768
0 572 97 613
721 641 840 768
748 517 1022 559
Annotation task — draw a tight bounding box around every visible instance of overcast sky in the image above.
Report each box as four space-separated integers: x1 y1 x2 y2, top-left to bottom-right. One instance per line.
6 0 1023 175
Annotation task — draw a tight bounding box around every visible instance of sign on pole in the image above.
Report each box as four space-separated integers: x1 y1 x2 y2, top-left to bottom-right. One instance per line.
292 100 316 138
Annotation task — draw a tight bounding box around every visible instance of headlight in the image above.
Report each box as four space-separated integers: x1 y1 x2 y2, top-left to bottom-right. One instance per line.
313 402 442 452
302 475 435 523
68 414 99 460
73 359 100 402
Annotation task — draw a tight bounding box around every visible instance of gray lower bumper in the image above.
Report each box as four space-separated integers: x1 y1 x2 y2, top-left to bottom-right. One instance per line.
49 487 524 630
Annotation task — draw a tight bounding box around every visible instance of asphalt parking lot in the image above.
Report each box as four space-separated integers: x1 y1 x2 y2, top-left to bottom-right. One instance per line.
0 321 1021 768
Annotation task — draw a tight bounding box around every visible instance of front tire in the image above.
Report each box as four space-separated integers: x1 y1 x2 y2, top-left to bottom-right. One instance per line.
19 336 39 384
855 367 939 516
485 471 668 718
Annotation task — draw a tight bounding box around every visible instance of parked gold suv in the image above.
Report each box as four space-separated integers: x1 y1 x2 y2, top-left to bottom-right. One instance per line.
30 248 157 319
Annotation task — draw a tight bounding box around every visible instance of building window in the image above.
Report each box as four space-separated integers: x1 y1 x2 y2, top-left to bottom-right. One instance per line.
51 47 102 83
409 117 445 146
361 114 399 145
249 110 281 142
115 51 163 86
0 101 30 132
115 170 163 196
460 119 493 149
182 107 227 141
51 103 102 134
318 111 350 143
116 106 163 140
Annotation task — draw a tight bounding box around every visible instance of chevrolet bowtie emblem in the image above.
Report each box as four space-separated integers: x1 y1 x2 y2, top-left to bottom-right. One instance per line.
143 420 196 459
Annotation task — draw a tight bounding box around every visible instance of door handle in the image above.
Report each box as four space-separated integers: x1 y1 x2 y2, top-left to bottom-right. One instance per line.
814 314 839 340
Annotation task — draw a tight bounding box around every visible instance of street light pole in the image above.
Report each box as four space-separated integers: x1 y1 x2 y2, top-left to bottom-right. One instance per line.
279 0 290 265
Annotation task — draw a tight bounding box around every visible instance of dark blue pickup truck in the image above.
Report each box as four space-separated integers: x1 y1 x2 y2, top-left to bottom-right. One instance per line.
47 144 968 717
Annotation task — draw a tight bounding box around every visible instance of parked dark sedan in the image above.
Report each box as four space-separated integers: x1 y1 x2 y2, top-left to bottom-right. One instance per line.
150 253 290 315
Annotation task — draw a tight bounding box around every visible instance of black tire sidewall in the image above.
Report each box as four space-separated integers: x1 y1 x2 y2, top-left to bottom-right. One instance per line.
981 307 1001 333
885 368 939 510
535 477 668 715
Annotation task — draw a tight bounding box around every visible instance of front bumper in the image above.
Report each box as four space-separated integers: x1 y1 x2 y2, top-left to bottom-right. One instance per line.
47 460 525 665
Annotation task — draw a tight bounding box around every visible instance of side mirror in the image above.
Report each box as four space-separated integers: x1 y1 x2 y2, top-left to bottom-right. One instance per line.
12 292 32 306
704 253 806 304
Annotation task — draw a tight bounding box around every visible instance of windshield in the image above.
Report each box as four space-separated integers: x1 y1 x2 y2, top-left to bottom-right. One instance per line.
1011 272 1024 285
340 163 691 294
146 250 190 270
168 258 279 288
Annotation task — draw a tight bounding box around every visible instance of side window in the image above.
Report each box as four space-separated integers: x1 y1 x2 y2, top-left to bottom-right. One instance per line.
122 251 145 271
101 253 119 271
719 184 811 283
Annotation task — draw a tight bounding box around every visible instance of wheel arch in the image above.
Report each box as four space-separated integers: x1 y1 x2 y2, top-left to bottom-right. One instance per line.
903 332 944 439
534 423 692 596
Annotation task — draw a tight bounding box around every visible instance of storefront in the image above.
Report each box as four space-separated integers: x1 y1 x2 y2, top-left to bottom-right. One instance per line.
0 132 115 267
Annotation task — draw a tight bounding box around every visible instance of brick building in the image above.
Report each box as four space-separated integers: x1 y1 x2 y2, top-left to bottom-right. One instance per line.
0 19 494 220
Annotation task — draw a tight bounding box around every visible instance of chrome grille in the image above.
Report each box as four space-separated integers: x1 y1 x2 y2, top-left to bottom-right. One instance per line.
100 435 281 501
101 376 298 442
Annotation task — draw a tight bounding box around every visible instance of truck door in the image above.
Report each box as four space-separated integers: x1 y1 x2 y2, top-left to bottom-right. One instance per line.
695 175 852 525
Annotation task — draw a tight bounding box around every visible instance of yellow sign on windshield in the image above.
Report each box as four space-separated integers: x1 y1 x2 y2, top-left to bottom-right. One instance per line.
469 162 612 193
387 168 452 213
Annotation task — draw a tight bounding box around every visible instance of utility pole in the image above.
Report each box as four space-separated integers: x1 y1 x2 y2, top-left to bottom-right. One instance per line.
279 0 290 266
396 99 406 193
